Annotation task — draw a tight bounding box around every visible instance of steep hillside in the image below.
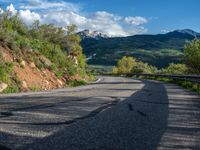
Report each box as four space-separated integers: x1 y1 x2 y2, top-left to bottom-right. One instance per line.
0 46 65 92
0 12 88 93
81 29 199 68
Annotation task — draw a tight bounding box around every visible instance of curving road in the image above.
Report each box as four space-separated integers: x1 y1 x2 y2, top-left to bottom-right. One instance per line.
0 76 200 150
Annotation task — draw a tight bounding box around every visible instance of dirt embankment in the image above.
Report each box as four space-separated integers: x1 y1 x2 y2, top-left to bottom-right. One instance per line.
1 46 65 91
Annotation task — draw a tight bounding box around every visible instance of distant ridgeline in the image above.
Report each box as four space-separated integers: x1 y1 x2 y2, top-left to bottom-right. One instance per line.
80 29 200 68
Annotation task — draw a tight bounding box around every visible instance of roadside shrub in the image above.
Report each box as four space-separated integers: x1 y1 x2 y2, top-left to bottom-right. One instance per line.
160 63 188 75
112 56 157 75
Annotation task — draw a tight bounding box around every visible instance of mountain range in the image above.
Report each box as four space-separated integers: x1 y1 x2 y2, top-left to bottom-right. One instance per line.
80 29 200 68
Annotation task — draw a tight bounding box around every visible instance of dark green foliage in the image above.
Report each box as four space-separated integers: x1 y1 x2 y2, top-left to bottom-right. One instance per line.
184 39 200 73
81 31 198 68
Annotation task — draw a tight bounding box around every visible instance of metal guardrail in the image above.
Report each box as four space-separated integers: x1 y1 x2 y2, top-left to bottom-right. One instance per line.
126 73 200 84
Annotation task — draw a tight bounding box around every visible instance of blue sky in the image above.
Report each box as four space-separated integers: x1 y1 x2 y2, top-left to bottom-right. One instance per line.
0 0 199 36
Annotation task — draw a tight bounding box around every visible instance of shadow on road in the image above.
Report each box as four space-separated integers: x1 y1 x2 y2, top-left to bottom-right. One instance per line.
21 80 171 150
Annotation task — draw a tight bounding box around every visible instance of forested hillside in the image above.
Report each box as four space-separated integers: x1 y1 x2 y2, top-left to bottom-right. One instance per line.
81 29 199 68
112 39 200 75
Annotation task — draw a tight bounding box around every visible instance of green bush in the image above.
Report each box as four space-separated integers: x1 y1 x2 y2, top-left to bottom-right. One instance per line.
160 63 188 75
112 56 157 74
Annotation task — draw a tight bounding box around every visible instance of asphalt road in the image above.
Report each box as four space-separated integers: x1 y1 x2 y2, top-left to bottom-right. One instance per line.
0 76 200 150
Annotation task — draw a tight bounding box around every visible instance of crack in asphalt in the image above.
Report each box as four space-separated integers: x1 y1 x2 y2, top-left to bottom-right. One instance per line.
0 99 120 126
127 103 147 117
127 103 134 111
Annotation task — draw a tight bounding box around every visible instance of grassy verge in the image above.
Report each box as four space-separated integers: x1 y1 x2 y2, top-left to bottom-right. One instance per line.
137 75 200 94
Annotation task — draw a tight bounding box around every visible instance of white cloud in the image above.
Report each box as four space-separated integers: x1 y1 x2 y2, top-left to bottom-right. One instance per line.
6 4 17 14
124 16 148 25
41 11 86 27
20 0 79 12
0 8 4 14
2 3 149 37
19 10 41 26
161 29 174 33
79 11 128 36
5 4 41 26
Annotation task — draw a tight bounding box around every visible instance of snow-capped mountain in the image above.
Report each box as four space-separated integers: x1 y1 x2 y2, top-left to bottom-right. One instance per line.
78 29 109 39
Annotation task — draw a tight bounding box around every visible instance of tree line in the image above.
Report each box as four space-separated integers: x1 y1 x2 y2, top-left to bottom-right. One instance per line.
112 39 200 75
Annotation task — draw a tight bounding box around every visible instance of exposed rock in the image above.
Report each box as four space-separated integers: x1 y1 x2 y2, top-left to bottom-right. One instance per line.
28 49 33 52
42 80 49 89
68 55 78 66
44 80 49 86
74 57 78 65
2 52 13 61
39 56 52 67
0 82 8 92
30 62 36 68
57 79 63 86
20 60 26 68
22 81 28 89
42 70 47 77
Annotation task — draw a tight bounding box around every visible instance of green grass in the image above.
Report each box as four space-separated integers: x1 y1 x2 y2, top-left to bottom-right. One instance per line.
68 80 87 87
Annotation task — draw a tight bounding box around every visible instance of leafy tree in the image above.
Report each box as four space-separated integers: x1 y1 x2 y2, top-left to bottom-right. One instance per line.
112 56 158 74
114 56 137 74
184 39 200 73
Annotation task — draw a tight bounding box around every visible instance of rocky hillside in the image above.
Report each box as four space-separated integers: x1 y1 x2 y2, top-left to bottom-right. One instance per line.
0 46 65 92
0 11 89 93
